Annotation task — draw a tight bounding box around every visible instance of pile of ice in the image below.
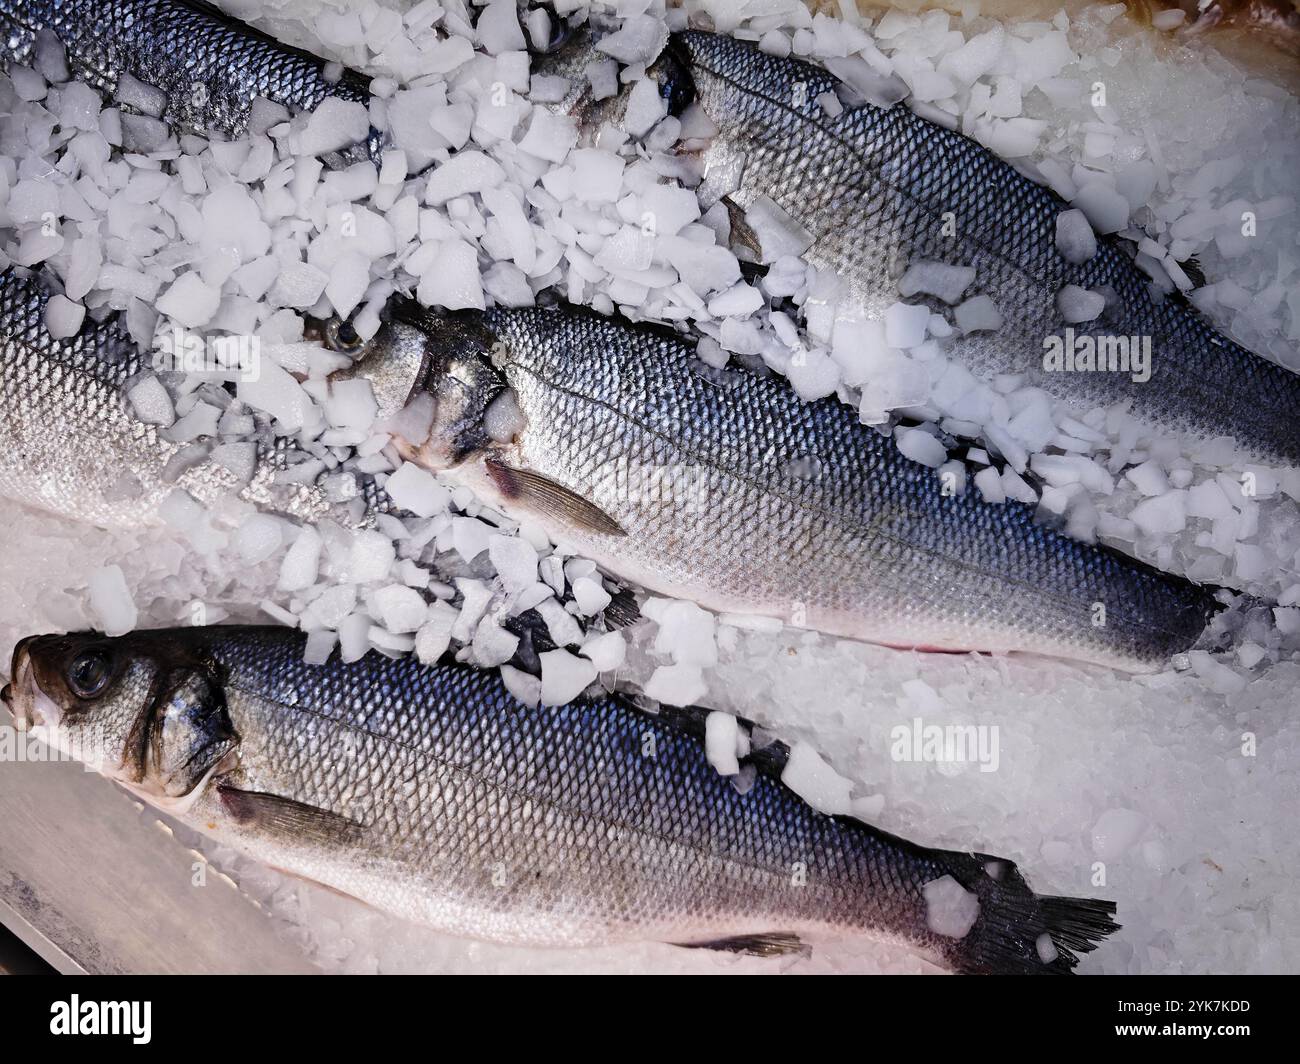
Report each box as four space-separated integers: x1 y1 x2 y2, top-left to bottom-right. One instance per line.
0 0 1298 974
227 2 1300 599
2 0 1296 616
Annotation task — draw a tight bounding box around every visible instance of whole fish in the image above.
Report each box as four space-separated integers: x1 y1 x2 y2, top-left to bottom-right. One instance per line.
391 300 1221 672
0 266 420 529
0 0 374 145
540 28 1300 467
1 624 1119 972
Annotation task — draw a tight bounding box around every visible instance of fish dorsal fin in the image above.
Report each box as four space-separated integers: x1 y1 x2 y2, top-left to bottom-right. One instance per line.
217 784 365 844
484 456 626 537
674 932 809 958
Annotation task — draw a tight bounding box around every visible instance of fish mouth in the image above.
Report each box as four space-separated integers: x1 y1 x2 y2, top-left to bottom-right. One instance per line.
3 637 68 732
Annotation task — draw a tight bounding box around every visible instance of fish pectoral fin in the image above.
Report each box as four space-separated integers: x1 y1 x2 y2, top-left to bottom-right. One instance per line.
217 783 365 844
721 195 762 259
673 932 809 958
484 456 626 537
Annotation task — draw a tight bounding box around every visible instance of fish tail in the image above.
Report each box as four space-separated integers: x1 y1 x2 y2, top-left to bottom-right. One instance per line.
1194 589 1275 656
937 851 1120 975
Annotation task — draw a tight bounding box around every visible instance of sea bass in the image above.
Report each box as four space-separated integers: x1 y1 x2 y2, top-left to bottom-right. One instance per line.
0 266 421 528
540 28 1300 466
0 0 374 145
1 624 1119 972
390 301 1220 672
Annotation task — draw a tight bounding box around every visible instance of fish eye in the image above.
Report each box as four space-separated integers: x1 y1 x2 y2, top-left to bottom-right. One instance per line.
545 20 572 53
528 8 572 54
325 319 364 355
66 648 114 700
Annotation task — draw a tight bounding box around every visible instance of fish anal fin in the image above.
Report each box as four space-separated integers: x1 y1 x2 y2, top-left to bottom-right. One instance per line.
217 784 365 844
674 932 809 958
484 456 626 537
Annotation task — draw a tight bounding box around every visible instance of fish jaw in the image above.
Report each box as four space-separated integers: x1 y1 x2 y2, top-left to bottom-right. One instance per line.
3 638 55 731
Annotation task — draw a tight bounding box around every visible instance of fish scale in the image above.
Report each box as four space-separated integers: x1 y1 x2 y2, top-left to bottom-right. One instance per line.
5 625 1119 971
203 634 880 938
665 30 1299 465
0 0 371 142
418 303 1221 671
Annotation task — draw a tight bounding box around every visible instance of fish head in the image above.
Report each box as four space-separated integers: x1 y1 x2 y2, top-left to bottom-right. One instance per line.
4 631 238 806
381 300 519 471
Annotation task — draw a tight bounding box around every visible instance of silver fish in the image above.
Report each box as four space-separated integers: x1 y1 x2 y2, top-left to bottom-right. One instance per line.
0 266 423 529
1 624 1119 972
391 301 1221 672
0 0 375 147
538 28 1300 466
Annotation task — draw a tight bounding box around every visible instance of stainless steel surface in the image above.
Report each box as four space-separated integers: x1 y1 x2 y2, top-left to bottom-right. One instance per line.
0 706 317 975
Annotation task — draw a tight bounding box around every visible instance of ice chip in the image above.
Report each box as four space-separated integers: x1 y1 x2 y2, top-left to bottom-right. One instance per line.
294 97 369 156
539 648 598 706
1054 209 1097 264
922 875 980 939
780 742 853 815
88 565 138 637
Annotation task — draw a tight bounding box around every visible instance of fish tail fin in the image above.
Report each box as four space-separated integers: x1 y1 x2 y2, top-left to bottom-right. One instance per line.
1196 589 1276 655
936 851 1120 975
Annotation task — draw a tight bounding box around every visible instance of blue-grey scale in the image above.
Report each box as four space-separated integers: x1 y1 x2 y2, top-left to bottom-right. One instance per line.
396 300 1222 671
540 27 1299 466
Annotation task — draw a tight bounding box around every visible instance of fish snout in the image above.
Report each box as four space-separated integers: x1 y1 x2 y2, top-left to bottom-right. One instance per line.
3 638 41 730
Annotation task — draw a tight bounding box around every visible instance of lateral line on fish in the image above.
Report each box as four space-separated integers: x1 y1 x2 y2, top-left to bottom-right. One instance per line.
682 42 1188 335
224 673 837 892
500 353 1208 642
